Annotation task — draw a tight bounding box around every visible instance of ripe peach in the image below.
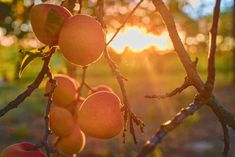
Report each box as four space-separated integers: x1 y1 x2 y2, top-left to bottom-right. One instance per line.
58 14 106 66
0 142 45 157
49 106 75 137
46 74 79 108
88 85 113 95
30 4 72 45
77 91 123 139
57 125 86 154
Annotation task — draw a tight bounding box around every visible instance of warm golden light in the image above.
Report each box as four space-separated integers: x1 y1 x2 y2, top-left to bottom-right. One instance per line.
106 26 173 54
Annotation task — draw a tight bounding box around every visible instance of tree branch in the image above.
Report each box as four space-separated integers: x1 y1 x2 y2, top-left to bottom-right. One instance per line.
152 0 204 92
204 0 221 97
0 47 55 118
221 122 230 157
138 95 204 157
97 0 144 144
146 77 191 99
141 0 235 156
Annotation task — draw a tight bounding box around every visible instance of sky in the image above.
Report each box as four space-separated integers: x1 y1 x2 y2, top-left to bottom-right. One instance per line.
182 0 233 19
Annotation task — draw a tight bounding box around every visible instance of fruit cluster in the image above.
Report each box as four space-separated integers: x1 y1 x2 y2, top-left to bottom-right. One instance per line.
30 3 106 66
0 3 123 157
46 74 123 155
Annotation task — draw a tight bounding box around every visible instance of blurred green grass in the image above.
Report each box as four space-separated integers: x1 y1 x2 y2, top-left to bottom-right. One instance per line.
0 45 234 157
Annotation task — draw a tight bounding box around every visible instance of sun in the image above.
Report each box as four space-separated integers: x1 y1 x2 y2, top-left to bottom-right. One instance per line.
106 26 173 54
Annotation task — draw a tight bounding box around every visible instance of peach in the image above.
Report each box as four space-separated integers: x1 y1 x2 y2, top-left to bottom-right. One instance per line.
46 74 79 108
58 14 105 66
77 91 123 139
49 106 75 137
0 142 45 157
30 4 72 45
88 84 113 95
57 125 86 154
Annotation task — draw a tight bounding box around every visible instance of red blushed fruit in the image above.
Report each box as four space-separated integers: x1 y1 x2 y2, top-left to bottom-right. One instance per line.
58 14 105 66
77 91 123 139
45 74 79 108
0 142 45 157
30 4 72 45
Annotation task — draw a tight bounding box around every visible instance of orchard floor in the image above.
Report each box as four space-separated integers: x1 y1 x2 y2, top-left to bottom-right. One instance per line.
0 50 235 157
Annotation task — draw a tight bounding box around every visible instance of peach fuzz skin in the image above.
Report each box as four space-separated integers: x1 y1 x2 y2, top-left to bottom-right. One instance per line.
30 4 72 45
57 125 86 154
58 14 105 66
49 106 75 137
77 91 123 139
45 74 79 108
0 142 45 157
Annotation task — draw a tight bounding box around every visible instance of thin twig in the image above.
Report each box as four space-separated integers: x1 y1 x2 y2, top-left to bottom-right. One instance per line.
41 69 57 157
97 0 144 143
204 0 221 97
221 122 230 157
79 66 88 96
78 0 82 14
106 0 144 46
138 95 204 157
146 77 191 99
0 47 55 117
84 82 95 92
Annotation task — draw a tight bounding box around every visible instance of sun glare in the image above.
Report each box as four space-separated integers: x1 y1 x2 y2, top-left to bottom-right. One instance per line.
106 26 173 54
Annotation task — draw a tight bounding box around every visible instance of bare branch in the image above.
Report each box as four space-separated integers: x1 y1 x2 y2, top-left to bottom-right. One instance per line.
152 0 204 92
106 0 144 46
97 0 144 143
207 97 235 131
204 0 221 97
221 122 230 157
42 69 57 157
0 47 56 118
146 77 191 99
138 95 204 157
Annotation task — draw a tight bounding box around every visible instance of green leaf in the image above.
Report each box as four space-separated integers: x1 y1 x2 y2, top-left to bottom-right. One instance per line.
18 46 51 78
45 8 64 36
19 53 42 78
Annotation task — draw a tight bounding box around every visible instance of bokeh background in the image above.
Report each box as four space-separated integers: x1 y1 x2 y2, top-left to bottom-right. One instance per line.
0 0 235 156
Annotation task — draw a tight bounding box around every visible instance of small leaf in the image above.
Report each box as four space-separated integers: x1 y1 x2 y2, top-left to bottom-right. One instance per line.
19 53 42 78
45 8 64 36
18 46 51 78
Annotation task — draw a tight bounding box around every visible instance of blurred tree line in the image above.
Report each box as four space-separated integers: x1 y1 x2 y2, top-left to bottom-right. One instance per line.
0 0 234 80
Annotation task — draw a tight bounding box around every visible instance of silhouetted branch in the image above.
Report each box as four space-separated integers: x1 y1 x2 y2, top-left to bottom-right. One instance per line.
138 95 204 157
204 0 221 97
146 77 191 99
0 47 56 118
42 69 57 157
97 0 144 144
221 122 230 157
143 0 235 156
152 0 204 92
